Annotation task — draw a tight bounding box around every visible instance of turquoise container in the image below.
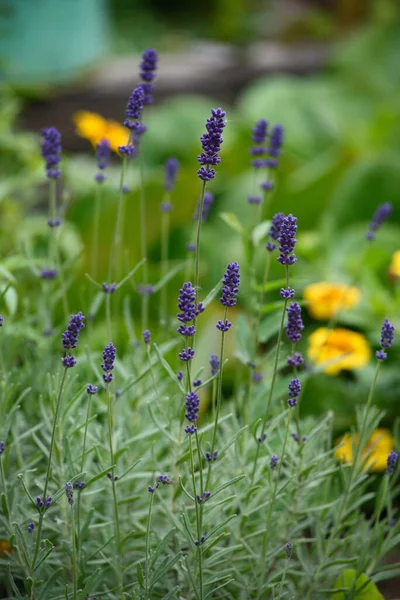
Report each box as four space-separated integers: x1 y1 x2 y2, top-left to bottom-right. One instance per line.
0 0 109 86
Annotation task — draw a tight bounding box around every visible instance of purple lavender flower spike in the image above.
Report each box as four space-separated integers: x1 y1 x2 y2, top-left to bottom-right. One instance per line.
87 384 98 395
216 319 232 332
286 541 293 559
250 119 268 169
277 214 297 265
376 319 395 360
124 85 145 131
197 108 226 181
280 287 295 299
386 450 399 475
194 192 214 222
62 312 85 350
164 157 179 192
286 302 304 343
185 391 200 433
287 378 301 407
102 343 116 383
270 455 279 470
267 212 285 252
143 330 151 344
366 203 392 241
177 282 197 330
102 283 117 294
40 268 58 280
62 355 76 369
179 348 195 362
140 49 158 105
95 139 110 182
220 262 240 307
287 352 303 367
41 127 62 179
248 195 262 205
210 354 220 376
65 481 74 505
268 124 284 158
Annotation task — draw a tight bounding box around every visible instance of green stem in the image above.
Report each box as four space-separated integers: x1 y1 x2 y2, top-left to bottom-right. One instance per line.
258 410 292 598
160 198 170 326
77 390 93 574
31 367 68 571
106 383 123 593
49 180 69 321
194 182 206 298
189 435 203 600
91 184 102 280
250 293 288 485
145 491 154 598
139 158 149 332
205 307 227 491
70 504 78 600
108 156 127 282
106 293 112 342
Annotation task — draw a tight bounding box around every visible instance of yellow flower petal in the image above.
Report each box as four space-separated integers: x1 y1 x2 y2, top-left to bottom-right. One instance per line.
389 250 400 279
303 282 360 320
308 327 371 375
334 429 395 472
73 111 129 154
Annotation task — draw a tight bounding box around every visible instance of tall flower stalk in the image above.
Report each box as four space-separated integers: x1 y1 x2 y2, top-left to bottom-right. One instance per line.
160 157 179 325
31 312 85 572
251 215 298 484
102 342 123 593
195 108 226 298
92 139 110 280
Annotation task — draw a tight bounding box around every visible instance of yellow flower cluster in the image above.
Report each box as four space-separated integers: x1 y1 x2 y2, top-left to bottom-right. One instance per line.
73 111 128 153
303 282 360 320
335 428 395 472
389 250 400 279
308 327 371 375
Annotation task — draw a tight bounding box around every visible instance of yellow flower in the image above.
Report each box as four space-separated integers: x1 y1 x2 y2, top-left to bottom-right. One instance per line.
335 428 395 472
0 539 12 557
308 327 371 375
303 282 360 320
73 111 128 153
389 250 400 279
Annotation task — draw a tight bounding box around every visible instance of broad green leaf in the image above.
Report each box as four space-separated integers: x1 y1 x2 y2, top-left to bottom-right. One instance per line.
332 569 384 599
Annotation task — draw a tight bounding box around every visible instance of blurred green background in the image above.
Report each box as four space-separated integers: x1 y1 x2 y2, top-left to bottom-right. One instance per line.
0 0 399 431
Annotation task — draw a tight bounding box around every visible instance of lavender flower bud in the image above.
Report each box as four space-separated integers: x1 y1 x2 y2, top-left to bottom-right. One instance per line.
28 522 34 533
285 541 293 559
286 302 304 343
65 481 74 504
41 127 62 179
267 212 285 252
62 355 76 369
270 455 279 469
124 85 145 130
287 352 303 367
380 319 395 349
216 319 232 332
197 108 226 181
280 287 295 299
248 195 262 205
40 268 58 280
102 283 117 294
185 391 200 424
102 343 116 383
143 330 151 344
62 312 85 350
288 378 301 407
75 481 86 489
210 354 220 376
220 262 240 307
179 348 195 362
277 214 297 265
177 371 183 382
386 450 399 475
0 441 5 455
366 202 392 240
95 139 110 182
268 124 284 158
86 384 98 395
140 49 158 105
164 157 179 192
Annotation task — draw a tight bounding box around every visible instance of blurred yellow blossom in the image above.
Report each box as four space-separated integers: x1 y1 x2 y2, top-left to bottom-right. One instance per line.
389 250 400 279
73 111 128 153
308 327 371 375
335 428 395 472
0 539 12 557
303 282 360 320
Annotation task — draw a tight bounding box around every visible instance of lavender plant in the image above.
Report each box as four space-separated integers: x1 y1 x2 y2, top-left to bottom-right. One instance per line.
1 48 399 600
